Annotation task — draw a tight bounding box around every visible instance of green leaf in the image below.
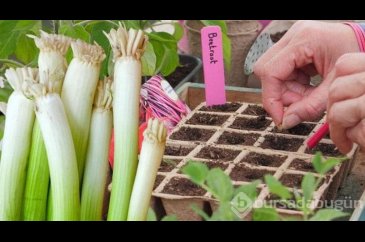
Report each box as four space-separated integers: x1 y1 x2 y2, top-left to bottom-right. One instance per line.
172 22 184 41
312 152 323 173
150 40 179 76
190 204 210 221
253 207 280 221
161 215 178 221
14 20 41 33
301 173 316 204
0 81 13 103
309 209 348 221
15 33 38 64
201 20 228 34
122 20 142 30
141 42 156 76
265 175 292 200
148 32 177 43
206 168 234 202
146 207 157 221
182 161 209 185
59 24 90 42
234 180 261 201
0 115 5 141
0 32 19 59
210 201 239 221
222 33 232 72
312 152 343 175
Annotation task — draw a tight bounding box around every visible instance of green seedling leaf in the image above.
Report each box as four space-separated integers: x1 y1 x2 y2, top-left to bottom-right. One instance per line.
201 20 228 34
148 32 177 43
190 204 210 221
253 207 280 221
265 175 291 200
312 152 343 175
59 24 90 42
309 209 348 221
210 201 239 221
15 33 38 64
173 22 184 41
182 161 209 185
206 168 234 202
146 207 157 221
234 180 261 201
161 215 178 221
141 42 157 76
301 173 316 204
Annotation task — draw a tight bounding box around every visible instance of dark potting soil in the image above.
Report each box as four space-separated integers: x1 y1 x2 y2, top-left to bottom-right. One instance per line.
196 146 240 161
271 123 315 136
186 113 229 126
179 161 229 174
270 31 287 43
162 177 206 196
164 146 194 156
154 175 165 190
288 158 315 172
169 127 215 142
324 132 331 139
165 62 195 88
229 116 271 131
216 132 260 146
242 105 268 116
159 159 181 172
260 135 303 152
305 143 342 157
280 173 325 188
200 102 241 112
230 164 274 182
241 152 287 168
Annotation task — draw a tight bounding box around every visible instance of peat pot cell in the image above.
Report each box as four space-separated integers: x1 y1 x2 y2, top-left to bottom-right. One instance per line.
179 161 229 174
216 132 260 146
260 135 303 152
280 173 325 188
288 158 315 173
159 159 181 173
196 146 241 161
164 146 194 156
305 143 342 157
242 105 268 116
186 113 229 126
264 193 301 211
229 116 271 131
230 164 275 182
271 123 315 136
200 102 242 112
241 152 287 168
154 175 165 190
161 177 206 196
169 127 215 142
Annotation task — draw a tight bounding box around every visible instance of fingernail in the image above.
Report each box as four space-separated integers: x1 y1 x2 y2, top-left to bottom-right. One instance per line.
282 114 301 129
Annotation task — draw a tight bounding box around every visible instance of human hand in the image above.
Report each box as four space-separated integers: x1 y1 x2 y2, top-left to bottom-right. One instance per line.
254 20 359 129
327 53 365 154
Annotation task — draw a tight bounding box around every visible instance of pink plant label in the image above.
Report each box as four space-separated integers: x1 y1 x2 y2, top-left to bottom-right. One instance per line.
201 26 226 106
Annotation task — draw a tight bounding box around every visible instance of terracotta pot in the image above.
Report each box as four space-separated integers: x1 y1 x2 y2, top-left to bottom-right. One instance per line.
185 20 261 87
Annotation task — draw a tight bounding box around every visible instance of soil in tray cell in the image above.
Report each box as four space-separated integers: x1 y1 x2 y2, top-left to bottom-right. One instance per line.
216 132 260 146
186 113 229 126
154 175 165 190
242 105 268 116
280 173 325 189
169 127 215 142
159 159 181 172
305 143 342 157
229 116 271 131
162 177 206 196
241 152 287 168
260 135 303 152
288 158 315 173
179 160 229 174
271 123 315 136
196 146 241 161
230 164 275 182
164 145 194 156
200 102 241 112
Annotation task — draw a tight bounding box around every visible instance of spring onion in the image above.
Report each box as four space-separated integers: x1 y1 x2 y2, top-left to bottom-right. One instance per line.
0 68 39 220
23 32 71 221
127 118 167 221
81 77 113 221
104 25 147 220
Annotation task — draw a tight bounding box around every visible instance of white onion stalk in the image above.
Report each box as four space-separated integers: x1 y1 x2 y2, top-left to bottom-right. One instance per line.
81 77 113 221
104 25 147 220
0 68 39 220
128 118 167 221
24 77 80 221
24 32 71 221
61 40 105 180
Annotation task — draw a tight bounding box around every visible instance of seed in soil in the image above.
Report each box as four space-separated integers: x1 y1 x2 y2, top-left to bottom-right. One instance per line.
196 146 241 161
159 159 181 172
305 143 342 157
186 113 229 126
241 152 287 167
153 175 165 190
164 145 194 156
271 123 315 136
200 102 241 112
169 127 215 142
179 160 229 174
260 135 303 152
230 164 274 182
242 105 268 116
216 132 260 146
162 177 206 196
288 158 315 172
229 116 271 131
